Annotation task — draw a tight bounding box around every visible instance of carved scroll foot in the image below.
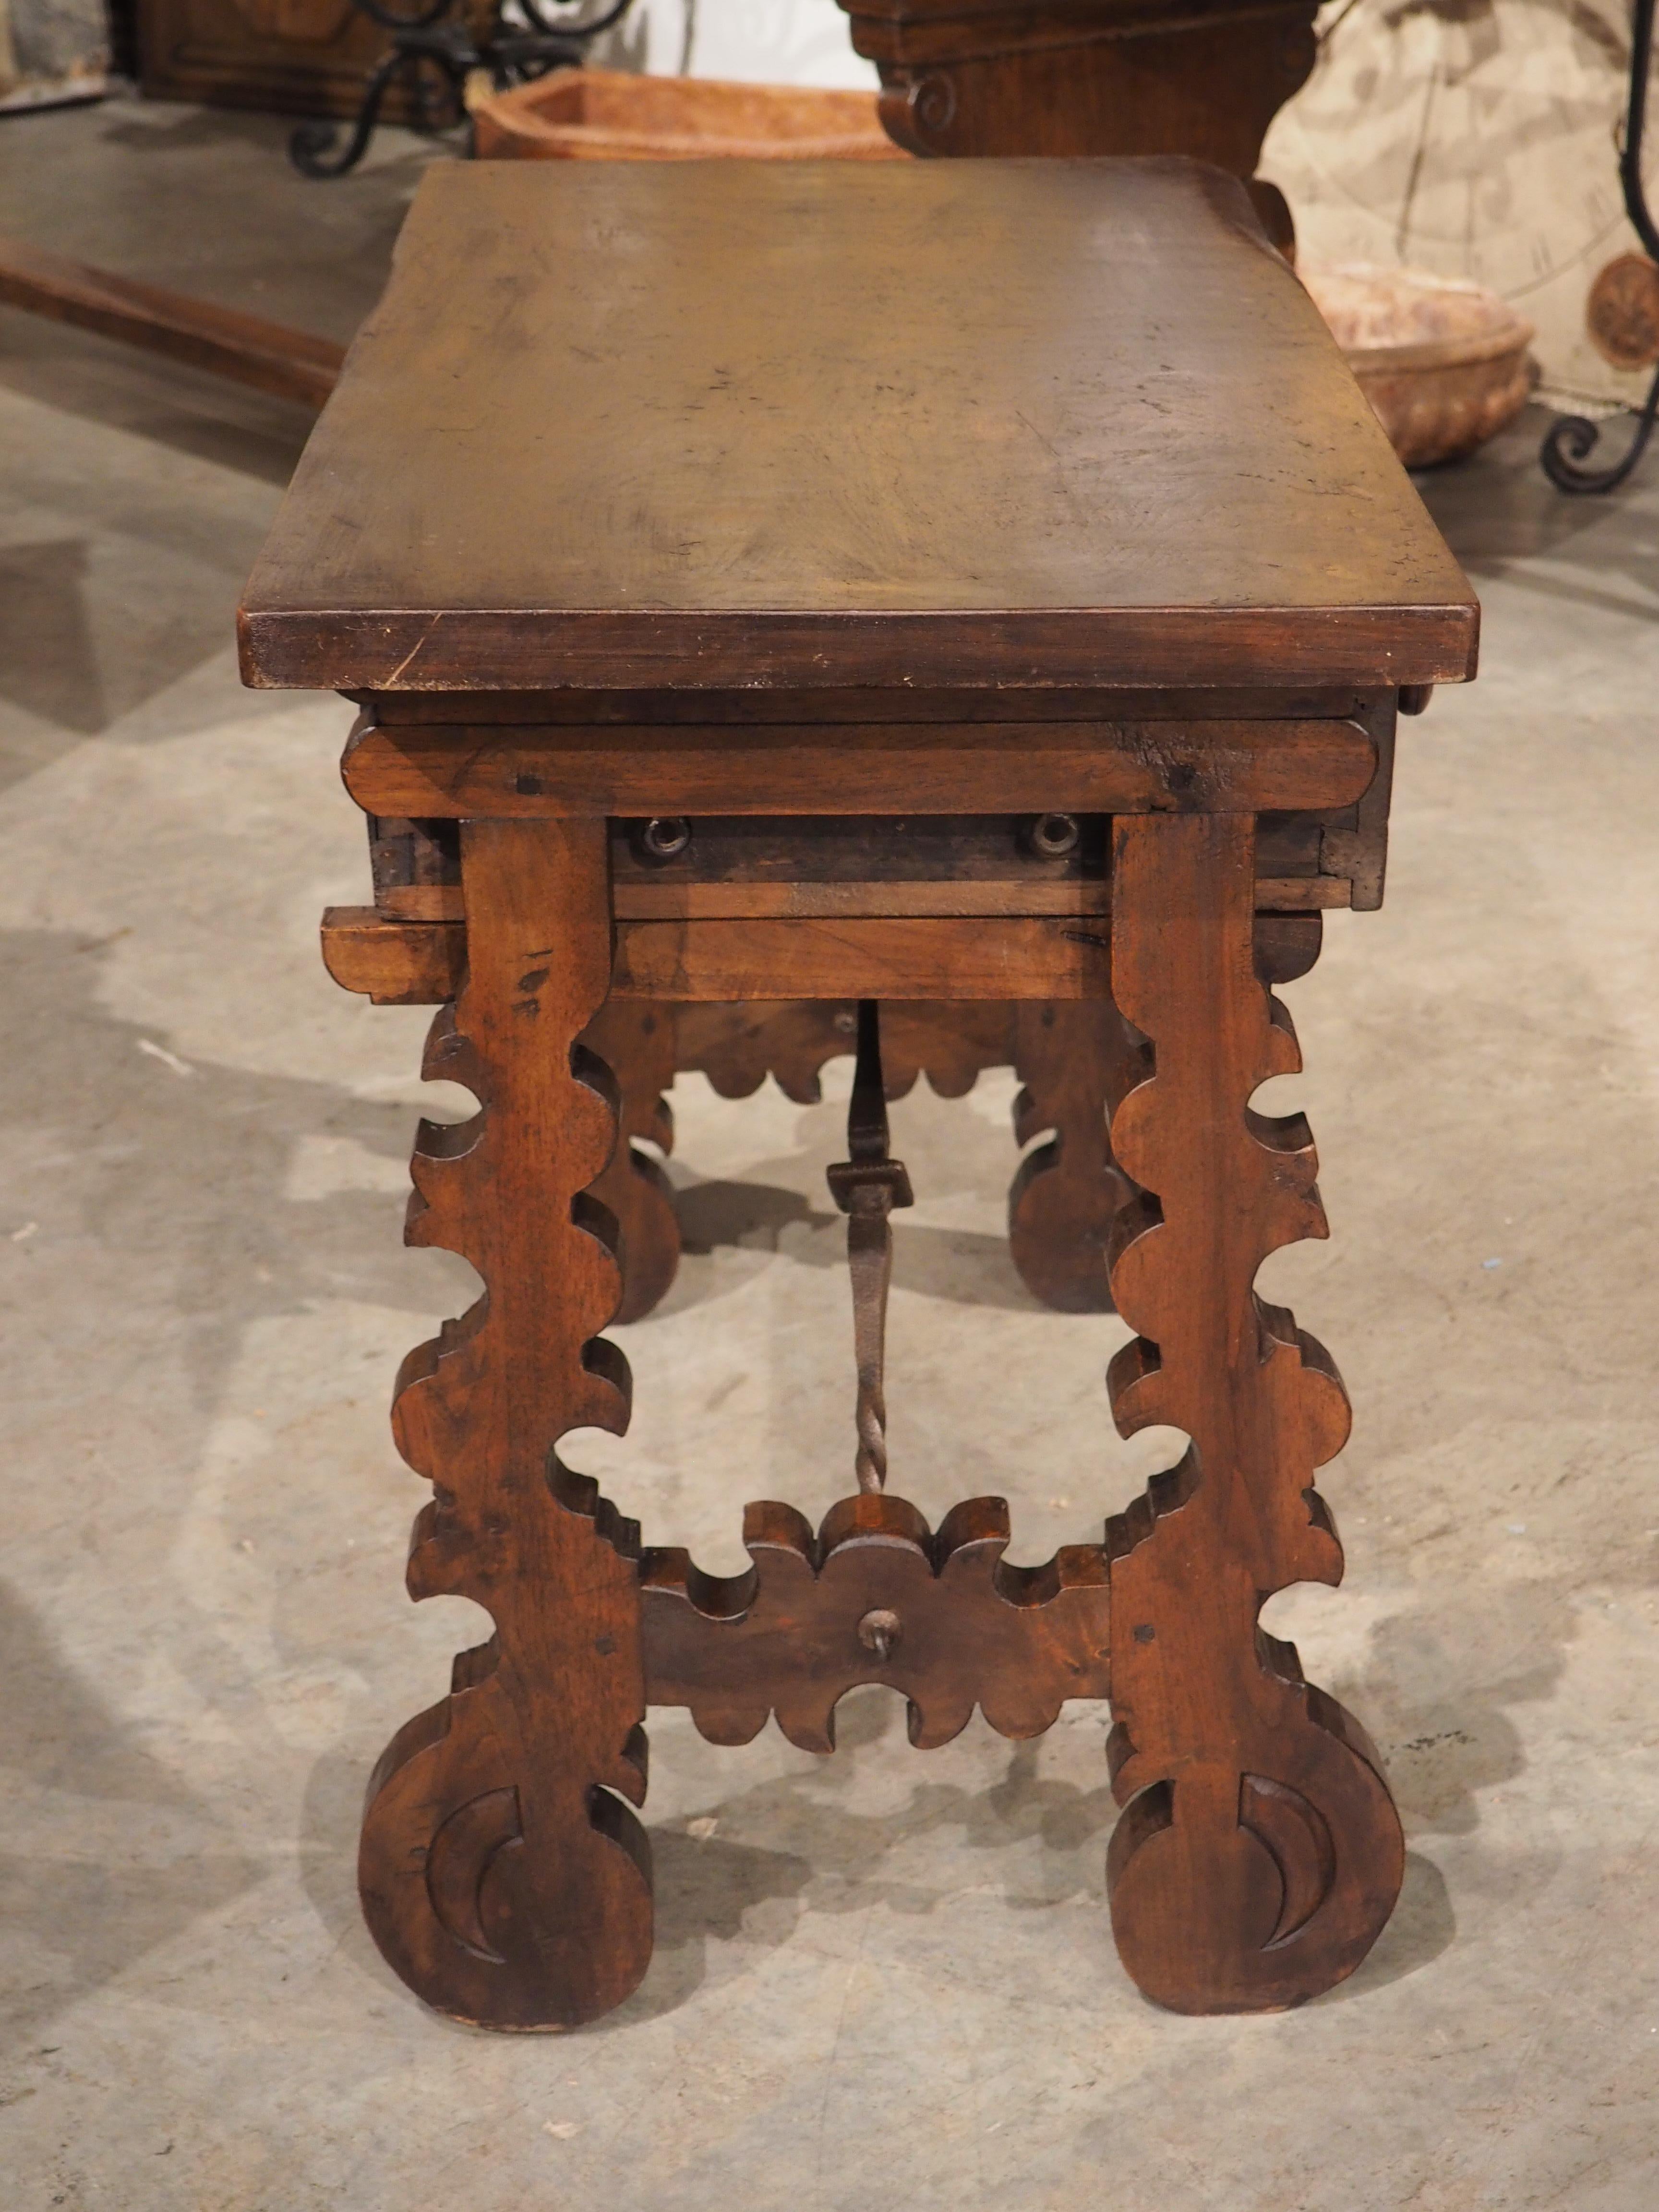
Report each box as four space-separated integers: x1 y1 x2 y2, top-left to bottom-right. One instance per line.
1105 1682 1402 2014
359 1593 652 2031
362 819 654 2030
1102 811 1402 2013
1008 999 1132 1312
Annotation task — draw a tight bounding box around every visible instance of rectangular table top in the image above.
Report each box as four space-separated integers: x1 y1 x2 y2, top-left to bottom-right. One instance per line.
239 156 1477 697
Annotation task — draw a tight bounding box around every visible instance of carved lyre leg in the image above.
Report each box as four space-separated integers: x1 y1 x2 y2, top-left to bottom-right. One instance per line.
1103 813 1402 2012
1009 999 1133 1312
580 999 682 1324
358 818 653 2030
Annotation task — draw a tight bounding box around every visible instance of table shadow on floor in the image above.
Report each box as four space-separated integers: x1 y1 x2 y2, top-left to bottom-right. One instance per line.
0 1579 259 2058
658 1173 1044 1316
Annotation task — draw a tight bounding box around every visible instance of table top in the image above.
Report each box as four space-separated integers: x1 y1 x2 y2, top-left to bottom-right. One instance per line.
239 156 1477 697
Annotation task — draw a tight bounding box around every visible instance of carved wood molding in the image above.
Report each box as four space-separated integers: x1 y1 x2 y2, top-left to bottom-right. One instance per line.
580 998 682 1324
672 998 1017 1105
836 0 1318 177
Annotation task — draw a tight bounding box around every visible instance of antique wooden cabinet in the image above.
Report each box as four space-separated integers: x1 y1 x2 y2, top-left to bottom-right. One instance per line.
137 0 437 118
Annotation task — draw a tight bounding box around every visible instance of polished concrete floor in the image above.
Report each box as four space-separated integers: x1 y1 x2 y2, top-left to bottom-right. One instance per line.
5 90 1659 2212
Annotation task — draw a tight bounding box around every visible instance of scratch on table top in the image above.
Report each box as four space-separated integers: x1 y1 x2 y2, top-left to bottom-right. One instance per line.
383 614 444 687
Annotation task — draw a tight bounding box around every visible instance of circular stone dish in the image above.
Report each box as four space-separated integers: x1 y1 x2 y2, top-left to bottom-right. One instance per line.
1299 261 1536 468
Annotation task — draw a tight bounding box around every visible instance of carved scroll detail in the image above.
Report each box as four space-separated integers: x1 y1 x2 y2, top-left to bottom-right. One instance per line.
1101 813 1403 2013
641 1492 1110 1754
358 817 654 2031
845 0 1320 190
878 69 957 154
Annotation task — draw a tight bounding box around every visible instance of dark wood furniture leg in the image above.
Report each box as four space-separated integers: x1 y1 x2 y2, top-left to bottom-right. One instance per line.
357 818 654 2030
581 998 682 1325
1009 998 1132 1312
1102 811 1403 2011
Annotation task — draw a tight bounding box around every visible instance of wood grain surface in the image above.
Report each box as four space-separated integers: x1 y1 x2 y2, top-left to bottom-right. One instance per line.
318 903 1338 1010
355 819 654 2030
609 914 1112 1000
240 159 1477 695
339 719 1379 818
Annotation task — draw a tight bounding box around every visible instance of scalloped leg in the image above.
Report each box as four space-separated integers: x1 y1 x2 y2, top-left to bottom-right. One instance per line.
359 817 654 2030
360 1621 653 2032
580 999 683 1325
1008 999 1132 1313
1102 811 1403 2013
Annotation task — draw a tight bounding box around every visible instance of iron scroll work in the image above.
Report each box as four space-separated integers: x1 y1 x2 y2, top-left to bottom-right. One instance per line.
289 0 637 180
1543 0 1659 492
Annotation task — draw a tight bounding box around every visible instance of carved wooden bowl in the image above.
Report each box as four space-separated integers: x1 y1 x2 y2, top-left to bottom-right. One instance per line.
471 67 904 162
1299 262 1536 468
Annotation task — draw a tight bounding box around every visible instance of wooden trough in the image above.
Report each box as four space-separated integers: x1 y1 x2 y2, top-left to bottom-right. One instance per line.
470 68 903 163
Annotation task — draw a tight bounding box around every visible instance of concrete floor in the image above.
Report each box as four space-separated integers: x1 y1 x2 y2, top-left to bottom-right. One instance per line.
5 89 1659 2212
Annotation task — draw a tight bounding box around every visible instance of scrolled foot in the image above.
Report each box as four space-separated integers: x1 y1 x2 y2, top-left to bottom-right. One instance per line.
1107 1703 1402 2013
359 1668 653 2031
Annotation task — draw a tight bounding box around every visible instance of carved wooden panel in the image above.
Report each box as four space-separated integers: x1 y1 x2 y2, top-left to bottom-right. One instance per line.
642 1492 1112 1753
835 0 1317 251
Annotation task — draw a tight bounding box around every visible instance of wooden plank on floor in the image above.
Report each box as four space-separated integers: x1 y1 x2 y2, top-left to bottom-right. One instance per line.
0 236 345 409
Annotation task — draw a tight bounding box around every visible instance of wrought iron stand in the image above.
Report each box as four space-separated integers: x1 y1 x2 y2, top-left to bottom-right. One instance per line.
290 0 636 180
1542 0 1659 491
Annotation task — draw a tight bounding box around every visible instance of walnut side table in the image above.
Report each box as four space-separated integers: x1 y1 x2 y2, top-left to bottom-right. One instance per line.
584 0 1327 1323
240 157 1478 2028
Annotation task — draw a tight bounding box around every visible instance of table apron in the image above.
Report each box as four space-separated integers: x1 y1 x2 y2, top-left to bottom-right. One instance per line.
341 718 1378 819
321 905 1338 1004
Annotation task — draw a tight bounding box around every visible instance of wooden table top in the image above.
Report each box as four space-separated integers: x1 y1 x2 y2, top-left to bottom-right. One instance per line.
239 156 1477 697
